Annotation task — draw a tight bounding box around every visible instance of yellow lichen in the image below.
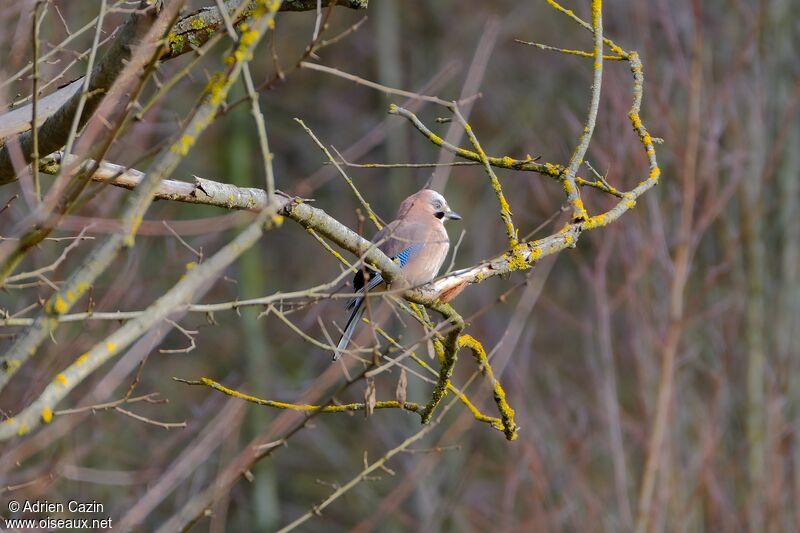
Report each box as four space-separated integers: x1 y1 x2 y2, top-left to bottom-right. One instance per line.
76 353 89 366
205 73 228 106
429 133 445 145
240 28 260 47
172 134 195 156
53 295 68 315
106 341 117 354
583 213 607 229
649 166 661 181
544 162 560 176
190 17 205 30
55 373 68 386
186 261 198 271
167 33 185 53
41 407 53 424
458 334 518 441
506 250 528 271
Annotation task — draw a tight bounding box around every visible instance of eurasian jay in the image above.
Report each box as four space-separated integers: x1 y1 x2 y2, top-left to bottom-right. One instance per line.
334 189 461 360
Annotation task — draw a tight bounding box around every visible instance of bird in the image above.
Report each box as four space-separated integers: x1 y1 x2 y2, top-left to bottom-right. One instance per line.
334 188 461 360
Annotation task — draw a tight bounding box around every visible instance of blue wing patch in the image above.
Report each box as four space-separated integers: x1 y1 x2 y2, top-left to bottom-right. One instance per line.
346 244 423 311
395 243 423 268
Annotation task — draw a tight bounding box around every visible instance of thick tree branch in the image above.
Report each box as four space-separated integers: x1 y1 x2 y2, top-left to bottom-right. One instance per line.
165 0 367 58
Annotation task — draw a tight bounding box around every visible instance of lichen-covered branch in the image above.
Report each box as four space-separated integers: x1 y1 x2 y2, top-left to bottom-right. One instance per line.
371 323 517 439
178 377 421 414
388 104 624 198
418 301 464 423
558 0 604 222
458 334 518 440
165 0 368 58
453 106 519 249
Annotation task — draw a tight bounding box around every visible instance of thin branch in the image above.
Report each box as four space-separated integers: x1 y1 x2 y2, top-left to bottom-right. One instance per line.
60 0 108 169
300 61 471 107
30 0 47 200
243 64 276 200
176 377 421 415
295 119 383 229
557 0 604 222
515 39 625 60
276 379 466 532
4 226 90 283
452 105 518 248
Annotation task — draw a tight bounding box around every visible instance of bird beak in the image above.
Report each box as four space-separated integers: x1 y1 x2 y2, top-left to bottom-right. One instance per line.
445 210 462 221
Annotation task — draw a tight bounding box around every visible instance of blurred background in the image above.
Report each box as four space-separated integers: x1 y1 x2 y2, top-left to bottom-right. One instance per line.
1 0 799 530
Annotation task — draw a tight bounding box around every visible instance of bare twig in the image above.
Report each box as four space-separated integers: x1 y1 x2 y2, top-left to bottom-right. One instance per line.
295 120 383 229
30 0 47 200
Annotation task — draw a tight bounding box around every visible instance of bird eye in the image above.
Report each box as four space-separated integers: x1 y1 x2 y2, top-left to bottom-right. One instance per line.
432 200 443 209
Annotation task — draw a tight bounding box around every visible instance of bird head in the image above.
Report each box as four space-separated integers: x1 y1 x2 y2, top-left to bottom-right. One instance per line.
398 189 461 223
